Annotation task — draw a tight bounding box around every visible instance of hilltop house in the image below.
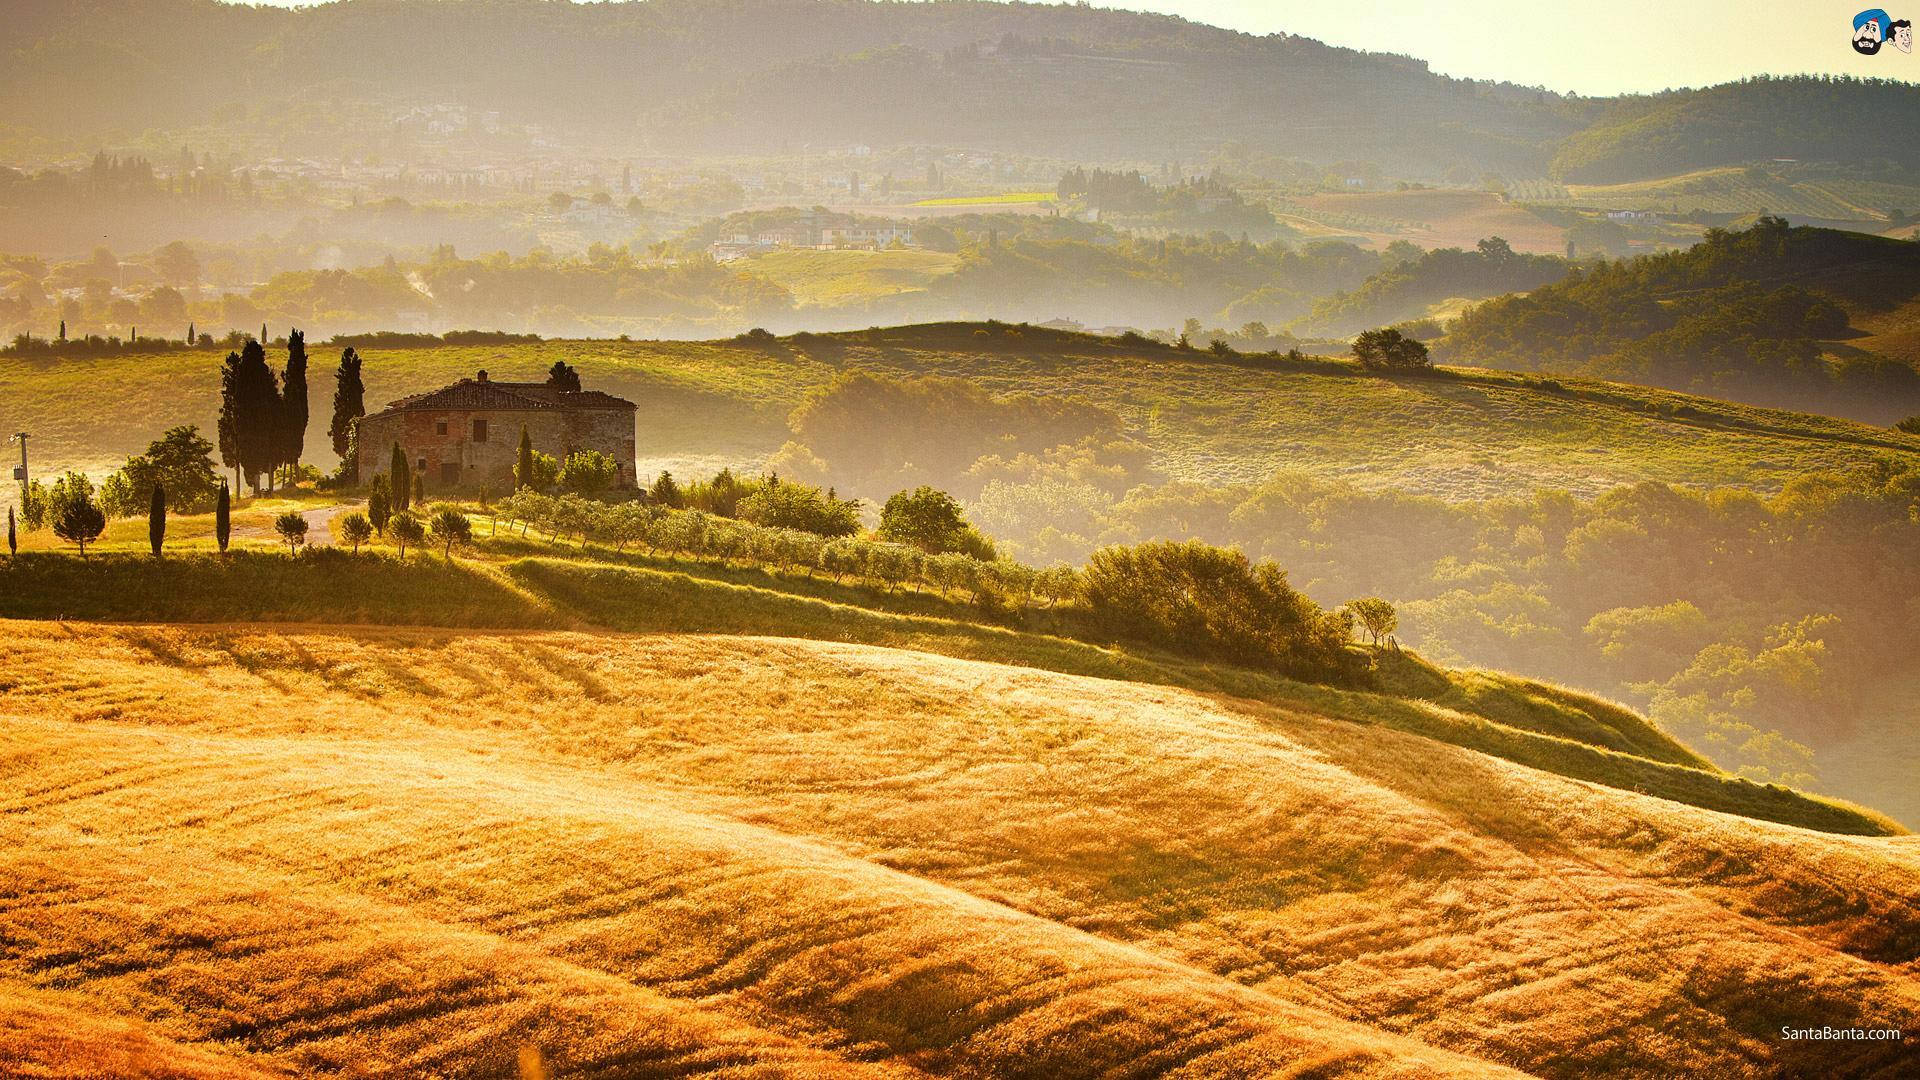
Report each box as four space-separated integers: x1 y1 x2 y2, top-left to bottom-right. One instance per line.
353 369 637 493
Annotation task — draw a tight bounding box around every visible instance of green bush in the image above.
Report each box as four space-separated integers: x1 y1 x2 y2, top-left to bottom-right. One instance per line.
1082 539 1356 681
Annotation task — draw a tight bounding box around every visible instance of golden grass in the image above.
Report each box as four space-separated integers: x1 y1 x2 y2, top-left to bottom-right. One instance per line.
3 548 1892 835
2 620 1917 1077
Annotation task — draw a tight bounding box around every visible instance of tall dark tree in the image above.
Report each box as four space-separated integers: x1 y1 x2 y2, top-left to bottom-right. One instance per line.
217 350 242 489
329 347 365 462
390 443 411 514
368 475 391 535
232 339 281 493
279 329 309 486
215 482 230 552
517 425 535 491
7 507 14 556
148 484 166 557
546 360 581 392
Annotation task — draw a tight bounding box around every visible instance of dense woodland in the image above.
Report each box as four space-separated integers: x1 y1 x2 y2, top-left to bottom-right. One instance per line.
1291 237 1569 337
1440 219 1920 422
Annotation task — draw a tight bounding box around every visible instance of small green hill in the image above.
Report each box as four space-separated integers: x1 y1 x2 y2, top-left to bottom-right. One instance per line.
1438 218 1920 423
1549 76 1920 184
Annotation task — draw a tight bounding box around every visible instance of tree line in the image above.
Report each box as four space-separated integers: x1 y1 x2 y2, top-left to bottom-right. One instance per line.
213 332 368 492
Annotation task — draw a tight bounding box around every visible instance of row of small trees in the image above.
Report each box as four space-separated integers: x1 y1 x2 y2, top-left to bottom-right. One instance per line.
11 469 235 557
480 486 1398 679
304 504 470 559
490 488 1060 601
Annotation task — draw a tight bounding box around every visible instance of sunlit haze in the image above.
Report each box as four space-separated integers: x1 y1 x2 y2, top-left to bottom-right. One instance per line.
236 0 1918 95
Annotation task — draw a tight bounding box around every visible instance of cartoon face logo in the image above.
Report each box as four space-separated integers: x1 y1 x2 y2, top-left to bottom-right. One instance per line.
1854 9 1890 53
1894 19 1914 52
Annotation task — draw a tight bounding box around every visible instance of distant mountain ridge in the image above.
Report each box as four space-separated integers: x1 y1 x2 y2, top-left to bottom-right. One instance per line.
4 0 1916 180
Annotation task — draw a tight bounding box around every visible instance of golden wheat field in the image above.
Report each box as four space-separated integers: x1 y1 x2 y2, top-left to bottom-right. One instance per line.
1 620 1916 1078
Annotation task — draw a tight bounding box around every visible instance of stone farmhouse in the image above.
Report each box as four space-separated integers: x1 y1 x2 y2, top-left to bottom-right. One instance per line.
353 369 637 492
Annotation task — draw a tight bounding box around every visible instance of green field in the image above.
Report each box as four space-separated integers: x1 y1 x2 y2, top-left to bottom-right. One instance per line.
734 247 962 306
910 191 1055 206
7 324 1917 500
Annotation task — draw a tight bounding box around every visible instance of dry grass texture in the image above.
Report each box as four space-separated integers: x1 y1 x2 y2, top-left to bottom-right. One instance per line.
2 620 1917 1077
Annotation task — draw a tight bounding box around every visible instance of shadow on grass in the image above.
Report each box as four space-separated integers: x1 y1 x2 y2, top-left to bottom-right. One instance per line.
0 550 563 629
507 557 1903 838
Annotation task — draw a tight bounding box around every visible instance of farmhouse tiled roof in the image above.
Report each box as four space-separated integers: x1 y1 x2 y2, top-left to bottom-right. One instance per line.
371 372 635 417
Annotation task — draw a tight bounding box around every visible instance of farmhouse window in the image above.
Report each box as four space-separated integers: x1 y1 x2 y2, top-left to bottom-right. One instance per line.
436 421 448 436
473 418 488 442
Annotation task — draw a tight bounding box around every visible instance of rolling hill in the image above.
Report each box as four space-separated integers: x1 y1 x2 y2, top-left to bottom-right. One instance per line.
8 322 1920 497
1 616 1916 1077
1437 219 1920 423
4 1 1918 182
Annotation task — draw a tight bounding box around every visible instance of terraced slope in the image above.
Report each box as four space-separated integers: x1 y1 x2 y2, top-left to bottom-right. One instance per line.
2 621 1916 1077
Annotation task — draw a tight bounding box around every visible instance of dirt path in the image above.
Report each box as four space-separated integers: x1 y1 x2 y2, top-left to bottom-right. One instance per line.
301 503 352 547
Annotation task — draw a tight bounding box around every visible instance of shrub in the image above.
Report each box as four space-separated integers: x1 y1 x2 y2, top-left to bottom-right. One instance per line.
1351 327 1431 371
737 479 861 537
340 512 373 553
878 486 995 558
429 506 473 559
1081 539 1354 681
1346 596 1399 644
274 511 309 554
50 473 106 556
556 450 617 495
389 512 425 557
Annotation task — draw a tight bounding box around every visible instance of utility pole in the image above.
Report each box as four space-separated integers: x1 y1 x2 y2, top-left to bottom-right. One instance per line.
10 432 26 500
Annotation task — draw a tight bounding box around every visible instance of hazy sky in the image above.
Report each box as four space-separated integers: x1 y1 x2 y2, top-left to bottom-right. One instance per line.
237 0 1915 96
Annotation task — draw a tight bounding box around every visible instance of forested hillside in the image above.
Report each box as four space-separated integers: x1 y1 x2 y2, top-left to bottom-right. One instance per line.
1551 76 1920 183
1291 237 1569 337
1438 218 1920 421
5 0 1915 180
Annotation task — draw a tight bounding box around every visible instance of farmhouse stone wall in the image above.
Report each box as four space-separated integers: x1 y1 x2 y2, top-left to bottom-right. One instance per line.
353 374 637 496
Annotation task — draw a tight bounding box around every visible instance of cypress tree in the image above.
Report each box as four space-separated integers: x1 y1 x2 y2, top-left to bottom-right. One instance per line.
148 484 166 557
188 321 195 345
329 347 365 462
368 476 391 535
7 507 14 555
217 350 242 490
412 472 425 507
215 482 230 552
280 329 309 485
517 424 535 491
232 340 280 493
391 444 411 513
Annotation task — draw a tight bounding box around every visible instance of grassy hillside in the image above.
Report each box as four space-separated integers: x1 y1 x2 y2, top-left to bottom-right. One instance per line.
734 248 962 306
1557 165 1920 221
1279 191 1568 255
1437 220 1920 423
6 322 1918 497
0 547 1894 839
2 618 1917 1077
